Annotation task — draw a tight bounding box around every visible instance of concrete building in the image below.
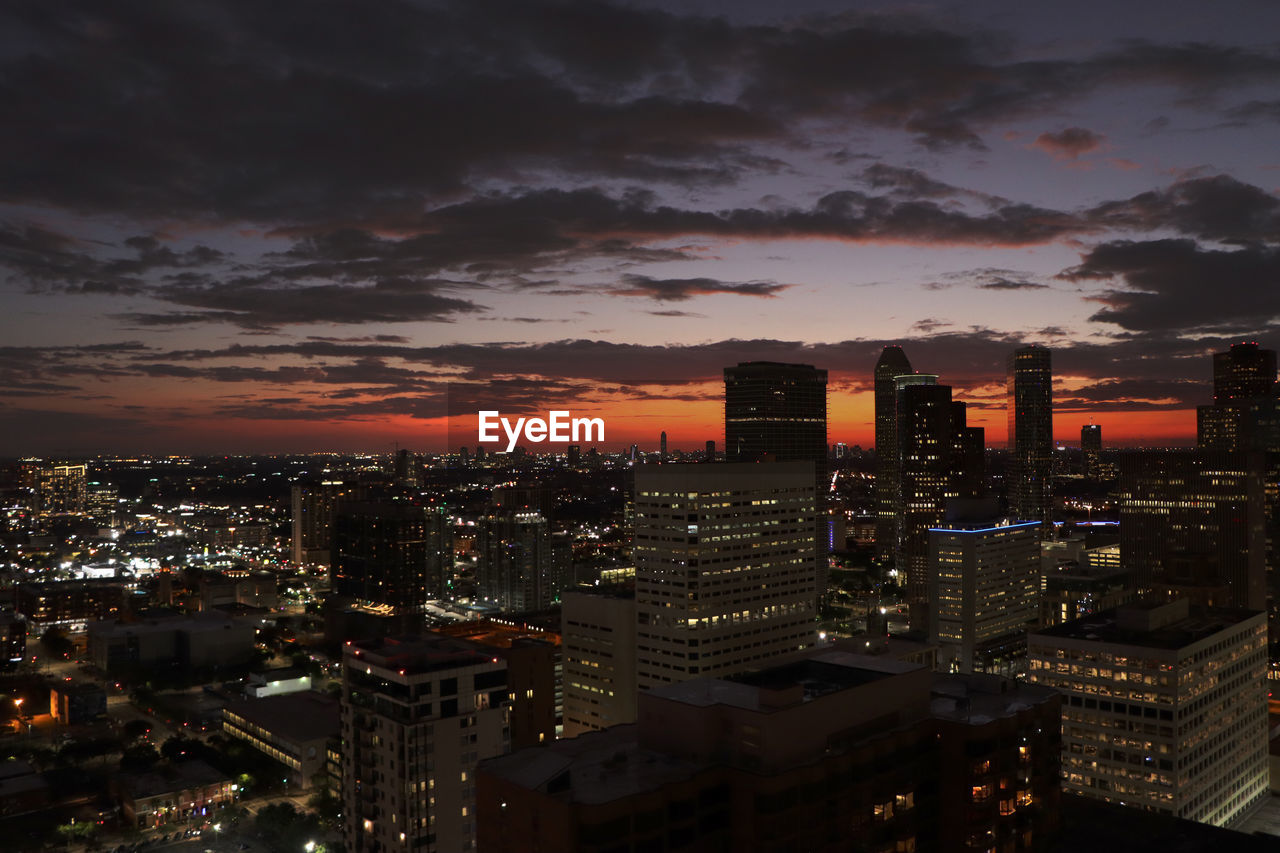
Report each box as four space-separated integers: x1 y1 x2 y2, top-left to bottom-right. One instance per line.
478 652 1061 853
928 519 1041 675
561 589 637 737
633 462 817 691
341 634 512 853
290 480 370 567
1028 598 1268 827
222 691 340 788
332 501 451 623
87 613 256 673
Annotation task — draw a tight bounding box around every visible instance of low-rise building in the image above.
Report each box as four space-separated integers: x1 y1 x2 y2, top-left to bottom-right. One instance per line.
222 692 340 789
114 760 235 830
87 613 255 673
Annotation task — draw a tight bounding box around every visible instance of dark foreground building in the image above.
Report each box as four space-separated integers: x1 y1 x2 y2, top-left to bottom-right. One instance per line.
478 652 1061 853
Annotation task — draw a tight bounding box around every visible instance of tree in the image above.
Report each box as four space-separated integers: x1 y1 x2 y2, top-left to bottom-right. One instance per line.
119 743 160 772
40 626 73 659
122 719 151 742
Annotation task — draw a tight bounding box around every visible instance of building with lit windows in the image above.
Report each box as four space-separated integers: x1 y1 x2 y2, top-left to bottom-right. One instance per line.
341 634 512 853
478 652 1061 853
1028 598 1268 827
222 691 340 788
290 480 371 567
724 362 829 598
561 588 637 737
1081 424 1102 479
1115 450 1265 611
475 511 556 612
928 519 1041 675
632 462 817 690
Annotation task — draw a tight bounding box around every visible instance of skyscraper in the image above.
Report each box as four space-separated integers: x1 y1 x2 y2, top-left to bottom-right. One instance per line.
874 345 913 561
331 501 450 620
1116 450 1266 610
1198 342 1279 453
724 361 828 595
633 462 817 690
1081 423 1102 479
1007 346 1053 526
659 430 667 459
475 511 554 613
890 377 989 631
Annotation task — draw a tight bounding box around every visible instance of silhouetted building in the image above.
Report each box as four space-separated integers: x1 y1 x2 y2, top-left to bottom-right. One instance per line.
1116 450 1265 610
332 501 450 622
1029 599 1267 827
895 379 985 624
291 480 370 567
633 463 817 690
874 345 913 561
1081 424 1102 479
16 578 132 633
479 653 1061 853
1008 346 1054 526
660 431 667 459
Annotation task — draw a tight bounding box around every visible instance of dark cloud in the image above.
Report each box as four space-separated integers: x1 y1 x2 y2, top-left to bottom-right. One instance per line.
1085 174 1280 244
1028 127 1104 160
609 274 789 301
1061 238 1280 333
978 278 1049 290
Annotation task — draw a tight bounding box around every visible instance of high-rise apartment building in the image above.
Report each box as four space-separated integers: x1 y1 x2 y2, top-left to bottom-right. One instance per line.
1028 599 1268 827
561 588 638 737
1081 423 1102 479
874 345 913 561
1115 450 1265 611
475 511 556 612
929 519 1041 675
479 652 1062 853
28 462 87 515
291 480 371 567
632 462 817 690
1007 346 1053 526
332 501 450 619
341 635 512 853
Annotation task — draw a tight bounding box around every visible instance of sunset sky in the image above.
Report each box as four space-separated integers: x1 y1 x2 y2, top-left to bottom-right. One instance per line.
3 0 1280 454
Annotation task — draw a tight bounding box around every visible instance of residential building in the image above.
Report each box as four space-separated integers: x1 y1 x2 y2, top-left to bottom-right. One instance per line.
341 634 512 853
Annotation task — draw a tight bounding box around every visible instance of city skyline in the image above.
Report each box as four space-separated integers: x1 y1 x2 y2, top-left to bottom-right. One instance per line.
4 1 1280 453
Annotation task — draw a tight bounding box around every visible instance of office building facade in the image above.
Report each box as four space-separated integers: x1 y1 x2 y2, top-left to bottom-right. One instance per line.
561 589 638 738
874 345 913 561
929 519 1041 675
633 462 817 690
1028 599 1268 827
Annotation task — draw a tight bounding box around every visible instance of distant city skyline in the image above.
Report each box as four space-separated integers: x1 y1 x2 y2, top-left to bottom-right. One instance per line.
3 1 1280 453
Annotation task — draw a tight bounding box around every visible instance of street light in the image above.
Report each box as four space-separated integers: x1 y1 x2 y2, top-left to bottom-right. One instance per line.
305 842 316 853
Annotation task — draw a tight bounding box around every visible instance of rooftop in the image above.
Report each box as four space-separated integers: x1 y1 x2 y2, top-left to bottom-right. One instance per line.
223 691 340 742
1032 602 1262 650
930 675 1061 726
479 725 703 806
650 652 916 712
346 633 498 675
119 759 229 800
